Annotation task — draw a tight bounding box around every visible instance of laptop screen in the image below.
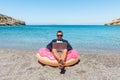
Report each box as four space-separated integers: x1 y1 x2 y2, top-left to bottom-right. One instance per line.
52 42 67 52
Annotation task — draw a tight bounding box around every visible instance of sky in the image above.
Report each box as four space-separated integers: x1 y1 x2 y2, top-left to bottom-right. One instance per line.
0 0 120 25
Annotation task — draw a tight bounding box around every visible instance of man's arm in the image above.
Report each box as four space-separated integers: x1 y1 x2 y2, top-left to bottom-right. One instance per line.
67 41 73 51
46 41 53 51
46 39 56 51
63 40 72 51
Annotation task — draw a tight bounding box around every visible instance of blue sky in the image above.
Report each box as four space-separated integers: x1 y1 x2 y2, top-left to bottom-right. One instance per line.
0 0 120 25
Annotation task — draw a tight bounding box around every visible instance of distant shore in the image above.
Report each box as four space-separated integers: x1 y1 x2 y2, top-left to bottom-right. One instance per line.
0 48 120 80
105 18 120 26
0 14 25 26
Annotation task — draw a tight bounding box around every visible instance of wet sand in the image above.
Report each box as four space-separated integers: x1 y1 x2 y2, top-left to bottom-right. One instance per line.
0 49 120 80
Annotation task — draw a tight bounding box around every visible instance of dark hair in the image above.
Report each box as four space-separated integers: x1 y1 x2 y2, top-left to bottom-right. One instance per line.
57 30 63 34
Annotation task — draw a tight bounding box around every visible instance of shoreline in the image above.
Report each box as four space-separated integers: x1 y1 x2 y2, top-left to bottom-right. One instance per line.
0 47 119 54
0 49 120 80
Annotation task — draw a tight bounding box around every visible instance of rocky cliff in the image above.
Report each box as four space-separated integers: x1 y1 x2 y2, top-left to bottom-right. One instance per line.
105 18 120 26
0 14 25 26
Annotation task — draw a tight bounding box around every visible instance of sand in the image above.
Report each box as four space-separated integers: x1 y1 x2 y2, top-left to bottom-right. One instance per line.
0 49 120 80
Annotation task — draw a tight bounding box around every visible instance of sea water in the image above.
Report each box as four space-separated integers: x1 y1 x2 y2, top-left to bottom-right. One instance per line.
0 25 120 54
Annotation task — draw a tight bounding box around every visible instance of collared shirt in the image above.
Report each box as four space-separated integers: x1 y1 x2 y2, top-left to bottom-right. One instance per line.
46 39 73 51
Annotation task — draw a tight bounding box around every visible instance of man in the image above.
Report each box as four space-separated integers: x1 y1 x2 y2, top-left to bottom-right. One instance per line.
46 30 72 69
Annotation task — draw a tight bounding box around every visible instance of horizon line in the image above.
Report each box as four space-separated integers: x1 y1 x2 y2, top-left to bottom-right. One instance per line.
26 24 104 25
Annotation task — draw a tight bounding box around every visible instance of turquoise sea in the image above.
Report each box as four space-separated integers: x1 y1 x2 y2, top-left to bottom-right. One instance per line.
0 25 120 54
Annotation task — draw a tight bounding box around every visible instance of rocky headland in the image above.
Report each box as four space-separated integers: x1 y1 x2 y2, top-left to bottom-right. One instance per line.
0 14 25 26
105 18 120 26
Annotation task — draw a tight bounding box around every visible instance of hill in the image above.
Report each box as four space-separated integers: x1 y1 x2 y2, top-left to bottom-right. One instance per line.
105 18 120 26
0 14 25 26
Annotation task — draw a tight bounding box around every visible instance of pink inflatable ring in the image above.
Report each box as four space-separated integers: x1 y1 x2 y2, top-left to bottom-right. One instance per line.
36 48 80 66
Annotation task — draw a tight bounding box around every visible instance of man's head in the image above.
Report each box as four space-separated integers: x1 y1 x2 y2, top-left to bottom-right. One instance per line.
56 30 63 40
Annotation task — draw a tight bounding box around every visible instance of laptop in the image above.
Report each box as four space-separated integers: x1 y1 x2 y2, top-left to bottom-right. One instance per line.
52 42 67 52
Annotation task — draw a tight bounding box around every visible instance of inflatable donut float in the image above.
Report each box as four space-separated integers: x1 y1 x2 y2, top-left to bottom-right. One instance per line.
36 48 80 66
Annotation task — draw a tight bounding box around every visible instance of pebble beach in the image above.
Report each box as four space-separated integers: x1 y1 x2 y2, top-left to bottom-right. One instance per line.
0 49 120 80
